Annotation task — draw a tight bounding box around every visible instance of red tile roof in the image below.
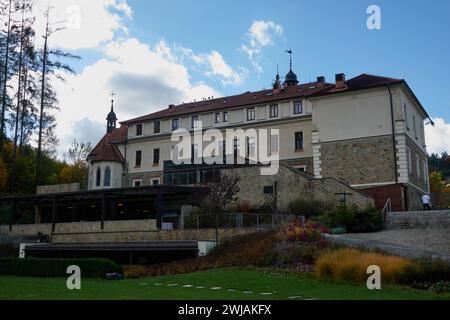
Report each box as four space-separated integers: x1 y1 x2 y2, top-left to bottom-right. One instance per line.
121 81 335 124
87 126 127 163
121 74 414 125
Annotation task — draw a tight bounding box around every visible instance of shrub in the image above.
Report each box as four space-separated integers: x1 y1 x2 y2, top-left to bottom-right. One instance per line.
279 221 329 243
123 231 277 278
315 248 412 283
396 258 450 284
316 204 383 233
0 243 18 257
0 257 122 278
123 265 149 279
286 199 333 218
430 281 450 293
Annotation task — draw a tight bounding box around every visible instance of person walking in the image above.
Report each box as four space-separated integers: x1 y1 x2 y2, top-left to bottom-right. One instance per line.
422 193 431 210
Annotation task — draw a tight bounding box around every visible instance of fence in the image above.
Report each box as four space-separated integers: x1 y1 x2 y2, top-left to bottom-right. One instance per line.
161 213 304 231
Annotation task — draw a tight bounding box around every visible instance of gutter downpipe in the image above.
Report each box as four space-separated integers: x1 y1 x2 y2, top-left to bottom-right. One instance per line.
388 85 399 184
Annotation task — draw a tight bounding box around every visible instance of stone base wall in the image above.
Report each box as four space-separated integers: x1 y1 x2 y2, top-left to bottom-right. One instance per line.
386 210 450 229
405 183 428 211
0 219 157 239
319 135 396 186
51 228 254 243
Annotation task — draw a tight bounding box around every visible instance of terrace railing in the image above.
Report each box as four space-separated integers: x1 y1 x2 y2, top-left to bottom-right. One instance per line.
161 213 304 231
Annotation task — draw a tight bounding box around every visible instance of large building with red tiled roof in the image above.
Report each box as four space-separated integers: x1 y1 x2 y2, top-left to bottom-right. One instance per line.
87 68 433 211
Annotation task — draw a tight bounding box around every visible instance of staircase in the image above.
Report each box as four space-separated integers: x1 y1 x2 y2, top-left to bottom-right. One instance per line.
385 210 450 230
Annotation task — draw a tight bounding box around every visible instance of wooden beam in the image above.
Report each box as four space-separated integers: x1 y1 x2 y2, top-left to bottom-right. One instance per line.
51 196 58 232
101 194 107 230
9 200 16 232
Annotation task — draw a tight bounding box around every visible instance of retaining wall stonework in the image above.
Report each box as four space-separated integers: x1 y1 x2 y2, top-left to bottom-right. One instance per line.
385 210 450 229
222 164 374 211
319 135 396 186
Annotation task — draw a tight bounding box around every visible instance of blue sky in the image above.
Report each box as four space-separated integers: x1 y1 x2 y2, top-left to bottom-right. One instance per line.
120 0 450 119
35 0 450 156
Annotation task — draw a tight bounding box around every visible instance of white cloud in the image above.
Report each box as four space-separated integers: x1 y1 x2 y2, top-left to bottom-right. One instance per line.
54 38 221 156
33 0 133 49
177 46 243 86
241 20 283 72
425 117 450 154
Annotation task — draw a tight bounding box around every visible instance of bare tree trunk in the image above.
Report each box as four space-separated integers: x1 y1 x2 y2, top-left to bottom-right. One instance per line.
36 15 49 188
0 0 13 150
19 68 27 149
11 3 26 192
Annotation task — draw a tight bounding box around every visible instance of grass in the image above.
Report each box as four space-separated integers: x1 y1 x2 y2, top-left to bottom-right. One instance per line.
0 267 448 300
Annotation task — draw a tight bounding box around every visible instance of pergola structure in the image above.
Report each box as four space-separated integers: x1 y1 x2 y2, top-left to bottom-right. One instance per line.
0 185 209 232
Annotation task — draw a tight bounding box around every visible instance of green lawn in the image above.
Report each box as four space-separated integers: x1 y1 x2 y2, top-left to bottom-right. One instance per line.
0 267 448 300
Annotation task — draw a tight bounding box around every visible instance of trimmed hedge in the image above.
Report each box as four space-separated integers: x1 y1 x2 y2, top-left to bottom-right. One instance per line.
0 257 122 278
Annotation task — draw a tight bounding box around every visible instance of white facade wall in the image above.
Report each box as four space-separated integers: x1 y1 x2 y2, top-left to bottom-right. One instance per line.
88 161 123 190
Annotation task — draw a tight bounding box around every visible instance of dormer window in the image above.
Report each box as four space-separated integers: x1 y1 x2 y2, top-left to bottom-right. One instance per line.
136 124 143 136
247 108 255 121
172 119 180 131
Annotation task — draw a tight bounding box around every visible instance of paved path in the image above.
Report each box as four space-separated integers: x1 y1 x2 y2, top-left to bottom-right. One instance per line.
325 228 450 262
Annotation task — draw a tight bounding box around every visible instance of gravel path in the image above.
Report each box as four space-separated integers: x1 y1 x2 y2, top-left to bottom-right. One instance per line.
345 229 450 256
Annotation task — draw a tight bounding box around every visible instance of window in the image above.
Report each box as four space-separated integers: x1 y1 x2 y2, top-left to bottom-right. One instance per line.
95 168 101 187
104 167 111 187
270 133 279 155
413 114 417 139
215 113 221 124
295 132 304 151
133 179 142 187
154 121 160 134
404 104 409 130
294 101 303 114
136 124 143 136
293 165 306 172
416 154 421 179
151 178 160 186
192 115 200 128
246 137 256 158
135 150 142 167
247 108 255 121
153 148 160 165
172 119 179 131
270 104 278 118
223 111 229 122
406 147 412 175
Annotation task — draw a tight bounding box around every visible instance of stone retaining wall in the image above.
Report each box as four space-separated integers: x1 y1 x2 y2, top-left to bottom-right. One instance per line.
51 228 254 243
385 210 450 229
0 219 157 239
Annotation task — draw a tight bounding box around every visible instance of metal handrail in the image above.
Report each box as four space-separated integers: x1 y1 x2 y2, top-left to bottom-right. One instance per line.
381 198 392 223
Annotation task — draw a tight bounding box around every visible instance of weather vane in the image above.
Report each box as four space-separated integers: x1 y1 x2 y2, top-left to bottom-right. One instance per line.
285 49 293 69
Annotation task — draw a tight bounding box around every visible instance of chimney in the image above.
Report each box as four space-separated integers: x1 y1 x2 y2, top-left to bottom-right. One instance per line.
335 73 346 89
168 104 175 109
317 76 325 88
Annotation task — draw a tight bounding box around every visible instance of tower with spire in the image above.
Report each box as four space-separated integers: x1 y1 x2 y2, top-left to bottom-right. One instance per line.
284 49 299 86
273 64 282 89
106 92 118 133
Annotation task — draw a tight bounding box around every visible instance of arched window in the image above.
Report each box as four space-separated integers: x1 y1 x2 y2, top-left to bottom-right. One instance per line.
104 167 111 187
95 168 101 187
